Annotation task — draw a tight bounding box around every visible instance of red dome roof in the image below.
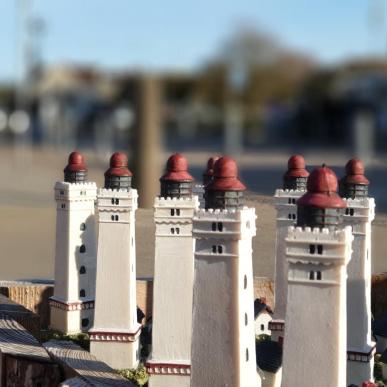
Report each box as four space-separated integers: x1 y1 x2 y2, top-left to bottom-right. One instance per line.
64 151 87 173
206 156 246 191
298 165 346 209
104 152 132 177
342 158 369 185
160 153 193 182
284 155 309 179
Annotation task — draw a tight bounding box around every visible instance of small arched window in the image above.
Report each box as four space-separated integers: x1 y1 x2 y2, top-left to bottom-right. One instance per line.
212 245 216 253
176 209 180 216
217 245 223 254
79 245 86 253
79 266 86 274
115 198 119 205
170 209 175 216
261 324 265 331
212 222 216 231
309 271 315 280
244 275 247 289
171 228 175 234
80 223 86 231
217 222 223 231
115 215 119 221
246 348 249 362
245 313 248 326
317 271 322 280
80 289 86 297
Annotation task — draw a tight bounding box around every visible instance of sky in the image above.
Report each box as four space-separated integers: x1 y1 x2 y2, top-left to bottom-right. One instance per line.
0 0 384 81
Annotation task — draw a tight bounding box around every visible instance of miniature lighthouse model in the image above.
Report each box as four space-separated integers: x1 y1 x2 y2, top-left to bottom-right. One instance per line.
89 152 140 369
146 154 199 386
191 157 261 387
193 156 219 207
50 152 97 334
340 159 376 385
282 166 352 387
270 155 309 342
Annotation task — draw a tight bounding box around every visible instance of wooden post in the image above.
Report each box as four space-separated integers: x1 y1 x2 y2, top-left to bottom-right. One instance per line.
132 75 163 208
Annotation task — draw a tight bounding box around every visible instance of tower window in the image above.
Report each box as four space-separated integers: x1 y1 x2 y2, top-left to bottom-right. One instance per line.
176 209 180 216
111 215 114 221
288 214 292 219
80 289 86 297
244 275 247 289
288 198 292 204
309 245 315 254
246 221 250 229
309 271 315 280
80 223 86 231
317 271 322 280
261 324 265 331
292 214 296 220
292 198 296 204
345 208 349 215
217 222 223 231
170 209 175 216
111 198 115 205
176 228 180 234
349 208 354 216
171 228 175 234
212 245 216 253
115 198 119 205
115 215 119 221
245 313 248 326
60 190 64 195
79 266 86 274
317 245 323 255
79 245 86 253
217 245 223 254
246 348 249 362
212 222 216 231
81 318 89 328
61 204 66 209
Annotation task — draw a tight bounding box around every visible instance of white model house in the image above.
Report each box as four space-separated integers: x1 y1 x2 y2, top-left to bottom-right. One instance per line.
270 155 308 342
340 158 376 385
89 152 140 370
282 166 352 387
254 298 273 337
50 151 97 334
191 156 261 387
146 154 199 387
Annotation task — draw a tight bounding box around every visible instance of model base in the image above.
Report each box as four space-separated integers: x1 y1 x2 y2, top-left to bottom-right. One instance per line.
90 339 139 370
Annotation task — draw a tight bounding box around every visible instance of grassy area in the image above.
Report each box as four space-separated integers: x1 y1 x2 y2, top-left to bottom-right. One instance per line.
40 330 90 350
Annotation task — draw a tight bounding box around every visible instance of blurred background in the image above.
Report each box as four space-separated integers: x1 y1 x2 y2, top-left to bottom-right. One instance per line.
0 0 387 279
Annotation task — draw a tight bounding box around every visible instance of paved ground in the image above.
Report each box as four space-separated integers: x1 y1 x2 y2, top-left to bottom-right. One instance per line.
0 146 385 281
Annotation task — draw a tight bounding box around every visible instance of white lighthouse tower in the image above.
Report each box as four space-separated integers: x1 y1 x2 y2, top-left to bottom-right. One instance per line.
146 153 199 386
282 166 352 387
270 155 309 342
89 152 140 370
191 157 261 387
339 159 376 385
50 152 97 334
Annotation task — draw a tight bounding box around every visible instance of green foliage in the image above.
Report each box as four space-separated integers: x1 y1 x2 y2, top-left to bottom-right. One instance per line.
40 330 90 350
256 334 270 342
117 364 148 386
374 354 387 386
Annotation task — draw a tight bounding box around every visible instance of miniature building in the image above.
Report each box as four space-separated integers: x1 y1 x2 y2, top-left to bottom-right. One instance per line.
254 298 273 336
50 152 97 334
255 339 282 387
191 157 261 387
340 159 376 385
270 155 309 342
146 154 199 386
282 166 352 387
193 156 219 208
89 152 140 370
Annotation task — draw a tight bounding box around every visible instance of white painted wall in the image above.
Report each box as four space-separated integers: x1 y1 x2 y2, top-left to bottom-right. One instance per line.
90 188 140 370
282 226 353 387
148 196 199 387
344 197 375 385
272 189 304 334
191 208 261 387
50 181 97 334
